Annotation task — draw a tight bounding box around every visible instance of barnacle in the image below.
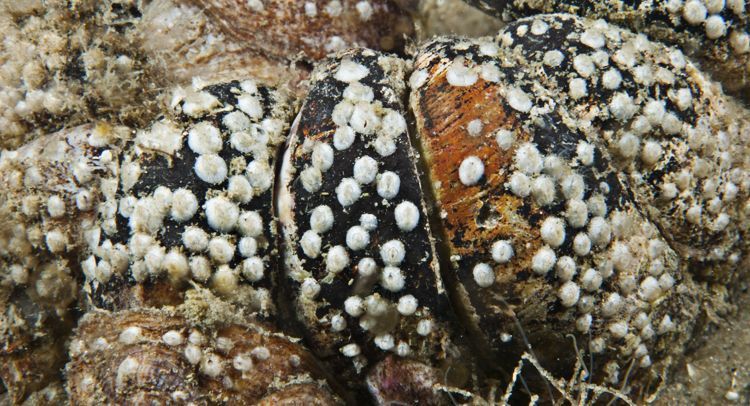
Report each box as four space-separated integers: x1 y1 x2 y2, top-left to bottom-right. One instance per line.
0 0 748 404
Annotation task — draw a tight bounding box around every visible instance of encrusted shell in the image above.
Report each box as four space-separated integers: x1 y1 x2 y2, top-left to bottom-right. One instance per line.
409 13 747 389
65 307 341 404
279 48 473 398
463 0 750 101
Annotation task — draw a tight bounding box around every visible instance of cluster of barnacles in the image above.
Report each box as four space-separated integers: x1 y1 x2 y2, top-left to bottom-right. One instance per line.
0 0 748 404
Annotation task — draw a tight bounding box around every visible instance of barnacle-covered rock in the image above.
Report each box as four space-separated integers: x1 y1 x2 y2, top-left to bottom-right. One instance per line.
409 13 747 392
279 49 474 400
82 79 292 316
184 0 414 62
462 0 750 100
66 306 342 404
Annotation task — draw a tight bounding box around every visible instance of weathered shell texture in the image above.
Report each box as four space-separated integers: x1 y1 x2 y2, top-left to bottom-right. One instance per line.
186 0 415 62
65 308 341 404
83 79 291 317
279 48 473 401
463 0 750 101
410 12 748 388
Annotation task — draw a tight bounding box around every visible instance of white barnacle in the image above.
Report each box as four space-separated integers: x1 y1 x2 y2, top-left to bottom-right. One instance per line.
506 87 533 113
335 59 369 83
377 171 400 199
326 245 349 273
446 58 478 87
336 178 361 207
205 197 239 232
394 201 420 231
472 263 495 288
380 239 405 266
459 156 485 186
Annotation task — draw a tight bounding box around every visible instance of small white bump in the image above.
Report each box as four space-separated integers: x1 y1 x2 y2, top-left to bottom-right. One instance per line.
683 0 708 25
335 59 369 82
333 126 356 150
508 171 531 198
617 133 640 159
397 295 418 316
300 277 321 299
47 195 66 218
343 82 374 103
350 102 380 135
344 296 364 316
330 314 347 332
304 207 334 237
241 257 264 282
238 237 258 258
336 178 362 207
195 154 228 185
531 176 556 206
467 119 483 137
223 111 251 132
565 199 589 229
205 197 239 232
357 257 378 277
300 230 322 258
182 227 209 252
531 246 556 275
227 176 253 204
573 233 591 256
237 211 264 237
543 50 564 67
609 92 637 121
171 189 198 222
417 319 433 336
353 156 378 184
602 68 622 90
380 240 405 266
162 331 183 346
312 143 334 172
381 110 407 138
495 129 515 150
374 334 395 351
119 326 142 344
541 216 566 247
601 292 623 317
300 166 322 193
459 156 485 186
340 343 361 357
446 59 478 87
558 281 580 307
577 141 595 166
163 250 189 282
377 171 401 199
188 122 222 155
472 263 495 288
326 245 349 273
609 321 628 338
394 201 420 232
360 213 378 231
515 143 543 175
506 87 533 113
561 174 586 200
381 266 405 292
581 268 603 291
208 237 234 264
573 54 595 77
576 314 592 333
588 217 612 247
346 226 370 251
491 240 514 263
569 78 588 100
555 256 577 282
